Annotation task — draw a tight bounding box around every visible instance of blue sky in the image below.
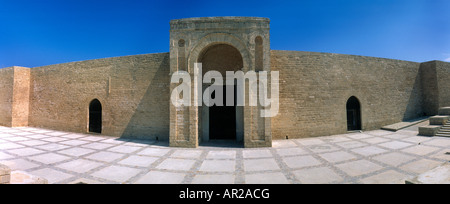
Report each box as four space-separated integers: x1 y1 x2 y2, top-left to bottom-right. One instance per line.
0 0 449 68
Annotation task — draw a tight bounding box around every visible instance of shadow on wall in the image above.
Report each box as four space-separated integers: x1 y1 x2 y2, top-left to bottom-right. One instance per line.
120 54 170 141
403 70 425 121
419 61 440 116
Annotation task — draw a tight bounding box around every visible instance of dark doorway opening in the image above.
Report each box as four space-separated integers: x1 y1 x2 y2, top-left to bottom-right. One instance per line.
198 43 243 143
346 96 361 131
209 85 236 140
89 99 102 133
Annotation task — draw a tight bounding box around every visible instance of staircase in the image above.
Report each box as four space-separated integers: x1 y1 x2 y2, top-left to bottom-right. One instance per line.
435 120 450 137
418 107 450 137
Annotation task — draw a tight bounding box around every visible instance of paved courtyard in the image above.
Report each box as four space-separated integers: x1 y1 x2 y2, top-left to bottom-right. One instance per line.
0 122 449 184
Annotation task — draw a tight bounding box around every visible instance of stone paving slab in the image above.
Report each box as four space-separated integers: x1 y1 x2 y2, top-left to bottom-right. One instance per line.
156 158 196 171
134 171 186 184
30 168 73 183
336 160 384 177
90 165 141 183
319 151 357 163
244 158 280 171
0 124 449 184
192 174 235 184
199 160 235 172
206 150 236 159
405 162 450 184
282 155 321 169
245 172 290 184
86 151 125 163
171 150 203 159
293 167 343 184
360 170 409 184
118 155 159 167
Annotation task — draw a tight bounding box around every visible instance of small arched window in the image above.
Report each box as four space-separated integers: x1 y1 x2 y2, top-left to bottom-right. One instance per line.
178 39 185 47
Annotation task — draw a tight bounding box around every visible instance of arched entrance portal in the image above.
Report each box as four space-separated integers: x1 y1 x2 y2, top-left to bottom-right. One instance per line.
199 44 244 143
89 99 102 133
346 96 361 131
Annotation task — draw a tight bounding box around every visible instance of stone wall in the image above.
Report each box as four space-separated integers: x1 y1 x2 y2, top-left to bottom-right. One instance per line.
270 50 423 139
436 61 450 108
12 67 31 127
420 61 439 115
0 67 14 127
28 53 171 140
0 66 30 127
1 49 449 143
420 60 450 115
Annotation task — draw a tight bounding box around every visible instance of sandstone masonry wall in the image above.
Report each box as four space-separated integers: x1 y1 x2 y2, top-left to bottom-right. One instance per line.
436 61 450 108
12 67 31 127
420 60 450 115
2 49 449 142
420 61 439 115
0 67 14 127
270 50 423 139
28 53 171 140
0 66 31 127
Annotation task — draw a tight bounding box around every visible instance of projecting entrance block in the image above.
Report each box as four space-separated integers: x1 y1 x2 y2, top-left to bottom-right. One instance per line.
438 107 450 115
418 125 441 136
429 116 449 125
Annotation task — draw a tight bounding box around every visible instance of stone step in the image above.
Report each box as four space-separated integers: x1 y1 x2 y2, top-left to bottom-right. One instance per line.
438 127 450 132
429 116 449 125
419 125 442 136
435 133 450 137
438 107 450 115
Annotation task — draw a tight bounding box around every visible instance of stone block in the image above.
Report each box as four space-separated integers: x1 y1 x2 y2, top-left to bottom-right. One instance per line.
419 125 441 136
438 107 450 115
10 171 48 184
0 163 11 184
0 175 10 184
429 115 449 125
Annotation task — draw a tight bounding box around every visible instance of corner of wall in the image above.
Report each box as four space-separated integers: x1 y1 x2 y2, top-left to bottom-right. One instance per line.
435 60 450 108
11 66 31 127
419 61 439 115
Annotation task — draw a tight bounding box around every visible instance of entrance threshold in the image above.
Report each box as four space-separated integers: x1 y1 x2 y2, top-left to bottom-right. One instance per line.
200 140 243 148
